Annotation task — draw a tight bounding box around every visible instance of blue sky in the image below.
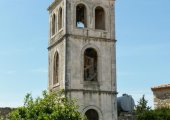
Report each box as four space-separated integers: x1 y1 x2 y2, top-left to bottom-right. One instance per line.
0 0 170 108
116 0 170 107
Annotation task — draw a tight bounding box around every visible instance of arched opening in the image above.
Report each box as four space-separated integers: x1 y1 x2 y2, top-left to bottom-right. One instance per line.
52 14 56 36
84 48 97 81
53 52 59 85
58 7 63 30
95 6 105 30
76 4 87 28
85 109 99 120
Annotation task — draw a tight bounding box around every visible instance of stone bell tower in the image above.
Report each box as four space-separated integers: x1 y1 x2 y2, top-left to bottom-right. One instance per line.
48 0 117 120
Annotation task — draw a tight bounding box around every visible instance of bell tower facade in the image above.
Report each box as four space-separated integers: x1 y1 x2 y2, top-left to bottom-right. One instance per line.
48 0 117 120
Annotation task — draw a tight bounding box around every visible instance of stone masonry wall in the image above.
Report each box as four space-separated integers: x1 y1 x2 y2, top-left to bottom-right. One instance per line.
153 89 170 108
118 113 136 120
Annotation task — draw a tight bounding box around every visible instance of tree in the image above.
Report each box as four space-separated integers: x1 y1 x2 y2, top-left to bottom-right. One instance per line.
137 108 170 120
135 95 151 114
135 95 170 120
8 90 87 120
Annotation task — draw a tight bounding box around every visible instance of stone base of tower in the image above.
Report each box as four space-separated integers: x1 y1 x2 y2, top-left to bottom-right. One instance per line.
66 90 118 120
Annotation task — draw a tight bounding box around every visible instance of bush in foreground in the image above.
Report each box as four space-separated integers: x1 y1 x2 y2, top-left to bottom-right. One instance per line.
5 90 86 120
135 95 170 120
137 107 170 120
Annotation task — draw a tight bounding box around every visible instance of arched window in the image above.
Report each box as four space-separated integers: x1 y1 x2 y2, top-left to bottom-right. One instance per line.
76 4 87 28
95 6 105 30
53 52 59 85
52 14 56 36
84 48 97 81
85 109 99 120
58 7 63 30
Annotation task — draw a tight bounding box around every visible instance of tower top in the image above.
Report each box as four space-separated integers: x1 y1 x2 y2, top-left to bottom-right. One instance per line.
48 0 116 44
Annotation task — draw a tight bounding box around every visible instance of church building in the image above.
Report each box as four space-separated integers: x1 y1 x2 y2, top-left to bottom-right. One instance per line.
47 0 117 120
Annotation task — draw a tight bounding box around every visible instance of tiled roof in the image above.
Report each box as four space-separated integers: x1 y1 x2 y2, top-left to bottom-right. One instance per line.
151 84 170 91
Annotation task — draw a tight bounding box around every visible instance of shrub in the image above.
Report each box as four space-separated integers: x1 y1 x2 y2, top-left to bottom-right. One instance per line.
8 90 87 120
137 108 170 120
136 95 170 120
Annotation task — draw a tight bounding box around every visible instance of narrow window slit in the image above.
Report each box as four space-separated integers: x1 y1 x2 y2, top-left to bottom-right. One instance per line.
58 8 63 30
53 52 59 85
52 14 56 35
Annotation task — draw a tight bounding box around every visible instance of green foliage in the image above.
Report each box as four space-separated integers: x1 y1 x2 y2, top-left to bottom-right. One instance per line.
135 95 151 114
8 90 87 120
135 95 170 120
137 108 170 120
0 116 6 120
0 111 5 120
0 116 3 120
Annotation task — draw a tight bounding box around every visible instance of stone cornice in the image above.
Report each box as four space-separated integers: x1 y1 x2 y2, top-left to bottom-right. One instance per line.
68 34 116 42
48 34 117 50
66 89 118 95
47 0 61 11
